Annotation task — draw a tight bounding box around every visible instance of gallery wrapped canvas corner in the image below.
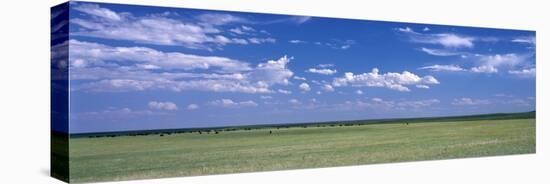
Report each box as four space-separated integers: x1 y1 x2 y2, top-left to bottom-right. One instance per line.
51 1 536 183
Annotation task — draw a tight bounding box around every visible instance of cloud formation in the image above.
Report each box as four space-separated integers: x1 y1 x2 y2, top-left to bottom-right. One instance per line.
299 83 311 92
332 68 439 92
452 98 490 105
211 99 258 108
419 64 466 72
508 68 535 78
68 40 295 94
397 27 474 48
186 104 200 110
148 101 178 111
70 3 274 50
307 68 337 75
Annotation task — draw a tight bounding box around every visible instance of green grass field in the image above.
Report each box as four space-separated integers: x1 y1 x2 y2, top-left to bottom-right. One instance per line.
68 118 535 183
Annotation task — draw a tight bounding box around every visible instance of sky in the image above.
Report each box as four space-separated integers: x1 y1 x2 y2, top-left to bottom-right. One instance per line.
55 1 536 133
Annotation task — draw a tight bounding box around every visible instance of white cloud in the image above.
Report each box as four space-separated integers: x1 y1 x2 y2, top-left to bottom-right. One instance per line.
470 65 498 73
293 76 307 81
422 53 532 75
73 3 122 21
278 89 292 94
293 16 312 24
420 47 461 56
289 99 301 105
69 40 297 94
248 38 277 44
307 68 337 75
419 64 466 72
71 4 273 50
195 13 249 25
322 84 335 92
317 64 335 68
229 25 256 35
397 27 474 48
211 99 258 108
356 90 364 95
329 98 440 111
186 104 200 110
332 68 439 92
397 99 440 108
69 39 251 72
416 85 430 89
512 36 536 45
263 16 312 25
148 101 178 111
299 83 311 92
76 107 166 120
452 98 490 105
429 33 475 48
289 40 306 44
508 68 536 78
397 27 416 34
68 40 302 93
260 96 273 99
250 55 294 85
470 53 527 73
371 98 383 102
78 79 155 92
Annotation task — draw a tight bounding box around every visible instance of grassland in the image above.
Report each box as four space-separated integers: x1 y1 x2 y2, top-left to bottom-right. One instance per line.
67 115 535 183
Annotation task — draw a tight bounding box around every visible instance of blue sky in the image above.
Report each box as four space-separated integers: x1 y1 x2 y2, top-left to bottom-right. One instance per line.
58 2 536 133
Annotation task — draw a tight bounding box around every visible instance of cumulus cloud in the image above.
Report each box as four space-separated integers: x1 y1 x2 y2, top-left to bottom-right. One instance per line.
148 101 178 111
249 55 294 85
211 99 258 108
186 104 200 110
332 68 439 92
299 83 311 92
322 84 335 92
356 90 364 95
68 41 295 94
452 98 490 105
307 68 337 75
419 64 466 72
